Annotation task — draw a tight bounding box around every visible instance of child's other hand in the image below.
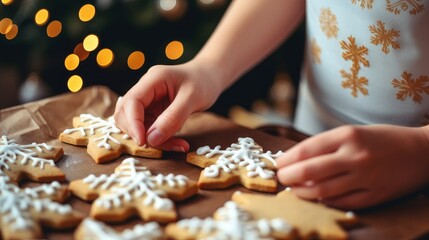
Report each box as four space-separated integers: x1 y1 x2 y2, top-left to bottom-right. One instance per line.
114 59 223 152
276 124 429 209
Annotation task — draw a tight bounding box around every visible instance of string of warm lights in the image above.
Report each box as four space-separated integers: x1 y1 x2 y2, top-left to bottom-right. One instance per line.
1 0 225 93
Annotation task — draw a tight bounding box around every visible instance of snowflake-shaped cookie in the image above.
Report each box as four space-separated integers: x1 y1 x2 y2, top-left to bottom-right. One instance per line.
187 137 283 192
0 135 65 183
232 189 357 240
70 158 198 223
166 200 294 240
59 114 162 163
0 176 83 240
75 218 164 240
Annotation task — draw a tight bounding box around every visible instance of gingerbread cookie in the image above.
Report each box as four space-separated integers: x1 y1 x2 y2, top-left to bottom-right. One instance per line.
70 158 198 223
186 137 283 192
59 114 162 163
232 189 357 240
0 135 65 183
0 176 83 240
75 218 164 240
166 200 294 240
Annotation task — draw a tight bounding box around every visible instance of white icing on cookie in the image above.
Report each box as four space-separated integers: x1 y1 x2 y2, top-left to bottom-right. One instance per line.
82 158 189 211
0 177 72 230
123 134 130 140
197 137 283 179
177 201 292 239
345 211 355 219
0 136 55 172
63 114 127 150
81 218 163 240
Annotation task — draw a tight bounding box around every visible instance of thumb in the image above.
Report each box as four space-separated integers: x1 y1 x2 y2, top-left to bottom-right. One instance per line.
146 89 194 147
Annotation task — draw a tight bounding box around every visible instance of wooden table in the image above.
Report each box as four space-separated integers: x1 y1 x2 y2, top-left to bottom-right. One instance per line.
1 85 429 240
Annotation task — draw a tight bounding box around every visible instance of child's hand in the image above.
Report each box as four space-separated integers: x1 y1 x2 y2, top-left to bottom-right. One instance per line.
276 124 429 209
114 59 223 151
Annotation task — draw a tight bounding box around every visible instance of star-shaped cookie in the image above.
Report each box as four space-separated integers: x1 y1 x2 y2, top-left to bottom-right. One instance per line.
232 189 358 240
0 176 83 240
75 218 164 240
70 158 198 223
59 114 162 163
0 135 65 183
186 137 283 192
166 200 295 239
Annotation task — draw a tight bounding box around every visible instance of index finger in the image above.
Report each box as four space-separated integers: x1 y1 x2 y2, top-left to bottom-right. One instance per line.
122 98 147 146
116 71 166 145
276 129 343 168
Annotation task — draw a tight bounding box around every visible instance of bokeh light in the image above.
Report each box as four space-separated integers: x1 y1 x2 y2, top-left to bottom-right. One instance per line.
46 20 62 38
158 0 187 21
199 0 215 4
159 0 176 11
73 43 90 61
165 40 184 60
83 34 99 52
0 18 13 35
35 9 49 26
1 0 13 5
67 75 83 92
197 0 225 9
96 48 114 68
64 54 80 71
79 4 96 22
127 51 145 70
5 24 18 40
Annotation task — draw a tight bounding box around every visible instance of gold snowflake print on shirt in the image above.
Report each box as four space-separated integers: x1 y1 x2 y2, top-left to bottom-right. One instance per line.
369 20 400 54
386 0 425 15
341 66 369 97
340 36 370 70
320 8 338 39
310 39 322 64
351 0 374 9
391 71 429 104
340 36 370 97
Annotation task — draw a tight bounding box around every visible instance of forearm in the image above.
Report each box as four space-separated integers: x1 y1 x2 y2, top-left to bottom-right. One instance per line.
193 0 305 91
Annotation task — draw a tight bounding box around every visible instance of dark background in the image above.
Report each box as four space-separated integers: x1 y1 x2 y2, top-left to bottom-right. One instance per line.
0 0 304 118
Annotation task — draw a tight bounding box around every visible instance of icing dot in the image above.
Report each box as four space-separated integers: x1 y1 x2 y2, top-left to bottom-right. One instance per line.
271 218 293 233
346 211 355 219
196 146 211 155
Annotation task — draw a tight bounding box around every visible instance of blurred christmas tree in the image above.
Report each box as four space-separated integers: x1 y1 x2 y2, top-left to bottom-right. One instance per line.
0 0 304 121
1 0 228 94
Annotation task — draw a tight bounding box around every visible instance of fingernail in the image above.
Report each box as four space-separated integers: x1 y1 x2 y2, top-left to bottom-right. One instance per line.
128 133 140 146
134 137 142 146
171 146 186 152
147 129 164 146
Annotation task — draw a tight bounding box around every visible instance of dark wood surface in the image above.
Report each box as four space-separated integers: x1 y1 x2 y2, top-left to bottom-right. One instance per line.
1 85 429 240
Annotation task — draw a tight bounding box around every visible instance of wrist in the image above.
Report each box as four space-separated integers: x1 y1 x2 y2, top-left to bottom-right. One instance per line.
190 55 236 92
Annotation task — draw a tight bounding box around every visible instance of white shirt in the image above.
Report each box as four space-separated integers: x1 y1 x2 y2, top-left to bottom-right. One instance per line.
294 0 429 135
